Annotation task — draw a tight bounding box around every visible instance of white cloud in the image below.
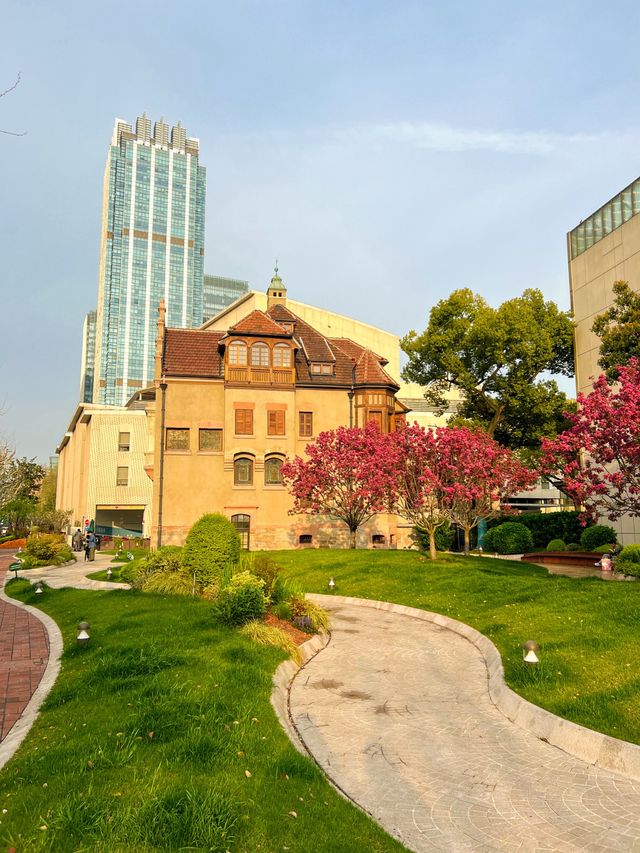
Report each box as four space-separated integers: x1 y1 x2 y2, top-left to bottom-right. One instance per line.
334 122 606 155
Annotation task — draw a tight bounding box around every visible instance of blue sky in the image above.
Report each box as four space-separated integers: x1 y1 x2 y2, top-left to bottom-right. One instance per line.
2 0 640 461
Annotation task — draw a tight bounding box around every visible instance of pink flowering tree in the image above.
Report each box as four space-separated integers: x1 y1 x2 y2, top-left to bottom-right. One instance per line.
440 427 537 553
280 421 395 549
541 359 640 522
389 424 537 556
387 424 450 560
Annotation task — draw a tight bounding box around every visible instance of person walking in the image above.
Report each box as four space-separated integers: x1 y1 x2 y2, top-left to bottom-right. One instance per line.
73 529 83 552
86 531 97 562
83 535 91 561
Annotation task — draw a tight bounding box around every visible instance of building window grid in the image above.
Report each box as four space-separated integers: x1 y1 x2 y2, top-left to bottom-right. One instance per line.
234 457 254 486
116 466 129 486
118 431 131 452
570 178 640 258
235 409 253 435
299 412 313 437
265 456 284 485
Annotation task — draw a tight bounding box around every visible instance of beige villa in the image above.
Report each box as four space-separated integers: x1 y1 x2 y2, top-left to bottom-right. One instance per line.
144 272 412 549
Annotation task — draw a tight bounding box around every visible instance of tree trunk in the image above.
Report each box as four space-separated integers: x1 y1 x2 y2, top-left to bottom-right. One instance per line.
429 529 437 561
463 527 470 554
349 528 357 549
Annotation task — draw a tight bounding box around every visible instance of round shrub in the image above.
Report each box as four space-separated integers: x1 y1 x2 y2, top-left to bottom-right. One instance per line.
546 539 566 552
214 572 265 626
619 543 640 563
593 543 615 554
183 514 241 586
485 522 533 555
565 543 581 551
613 559 640 577
580 524 617 552
132 546 184 589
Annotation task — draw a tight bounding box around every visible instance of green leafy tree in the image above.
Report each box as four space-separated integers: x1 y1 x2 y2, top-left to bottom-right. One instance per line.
0 439 17 507
592 281 640 381
401 288 574 450
13 458 46 501
1 498 35 534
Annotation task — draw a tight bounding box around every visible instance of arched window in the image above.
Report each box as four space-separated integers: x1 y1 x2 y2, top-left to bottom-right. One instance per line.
264 456 284 485
273 343 291 368
250 342 269 367
231 513 250 549
229 341 247 366
234 456 254 485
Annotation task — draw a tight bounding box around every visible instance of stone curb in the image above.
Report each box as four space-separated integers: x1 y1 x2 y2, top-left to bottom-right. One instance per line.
271 631 330 754
0 579 64 771
308 594 640 783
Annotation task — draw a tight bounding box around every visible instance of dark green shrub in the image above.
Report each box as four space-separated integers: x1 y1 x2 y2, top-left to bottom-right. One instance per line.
213 572 265 626
486 522 533 555
21 534 72 567
487 511 587 549
580 524 617 551
132 546 185 590
619 544 640 563
183 514 241 585
272 601 292 621
288 597 329 632
414 522 454 553
546 539 566 551
566 543 581 551
482 526 497 552
240 553 282 600
593 543 615 554
613 559 640 577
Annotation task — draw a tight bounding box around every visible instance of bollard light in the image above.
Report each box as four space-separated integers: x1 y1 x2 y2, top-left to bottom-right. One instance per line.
77 621 91 643
523 640 540 664
107 567 113 579
35 581 43 595
328 576 336 591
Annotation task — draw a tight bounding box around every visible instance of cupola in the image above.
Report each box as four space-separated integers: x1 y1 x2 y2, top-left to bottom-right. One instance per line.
267 260 287 308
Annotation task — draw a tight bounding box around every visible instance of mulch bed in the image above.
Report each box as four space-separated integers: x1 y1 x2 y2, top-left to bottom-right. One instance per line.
265 613 311 646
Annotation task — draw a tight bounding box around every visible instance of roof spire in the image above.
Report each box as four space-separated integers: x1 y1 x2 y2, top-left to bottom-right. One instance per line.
274 258 279 277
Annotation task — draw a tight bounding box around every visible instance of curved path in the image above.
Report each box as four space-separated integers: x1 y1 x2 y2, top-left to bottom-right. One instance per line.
289 598 640 852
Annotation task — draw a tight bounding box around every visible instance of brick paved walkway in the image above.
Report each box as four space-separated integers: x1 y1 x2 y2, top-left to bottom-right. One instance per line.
0 552 49 742
290 599 640 852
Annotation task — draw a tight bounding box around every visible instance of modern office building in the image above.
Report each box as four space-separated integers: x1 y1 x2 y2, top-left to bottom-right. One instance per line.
202 275 249 323
93 114 206 406
568 175 640 543
79 310 96 403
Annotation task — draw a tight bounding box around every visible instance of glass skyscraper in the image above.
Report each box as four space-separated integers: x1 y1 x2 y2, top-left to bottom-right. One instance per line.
93 114 206 405
202 275 249 323
80 310 97 403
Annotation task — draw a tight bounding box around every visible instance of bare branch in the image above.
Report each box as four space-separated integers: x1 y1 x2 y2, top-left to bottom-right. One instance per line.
1 72 27 137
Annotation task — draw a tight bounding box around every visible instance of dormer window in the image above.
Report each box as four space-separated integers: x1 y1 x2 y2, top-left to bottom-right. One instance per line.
273 343 291 368
310 363 333 375
280 321 294 333
229 341 247 366
250 342 269 367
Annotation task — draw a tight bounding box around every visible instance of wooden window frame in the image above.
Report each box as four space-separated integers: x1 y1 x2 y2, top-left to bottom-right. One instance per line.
273 343 291 368
250 342 270 367
267 410 285 436
264 456 284 485
229 341 248 366
234 456 254 486
299 411 313 437
235 409 254 436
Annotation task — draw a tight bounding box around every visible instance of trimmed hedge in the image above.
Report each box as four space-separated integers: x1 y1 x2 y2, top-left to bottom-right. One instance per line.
580 524 617 552
487 510 586 549
183 514 241 585
546 539 566 551
484 522 533 555
614 544 640 576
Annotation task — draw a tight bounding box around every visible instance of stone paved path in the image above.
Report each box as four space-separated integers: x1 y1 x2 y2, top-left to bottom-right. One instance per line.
0 552 49 742
290 599 640 852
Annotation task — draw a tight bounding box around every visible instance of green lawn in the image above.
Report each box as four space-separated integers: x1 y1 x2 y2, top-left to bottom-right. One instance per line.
86 565 130 583
273 549 640 745
1 581 405 853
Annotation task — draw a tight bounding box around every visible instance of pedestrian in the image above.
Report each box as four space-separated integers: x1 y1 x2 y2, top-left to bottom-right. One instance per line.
83 535 91 561
86 531 96 562
73 529 83 552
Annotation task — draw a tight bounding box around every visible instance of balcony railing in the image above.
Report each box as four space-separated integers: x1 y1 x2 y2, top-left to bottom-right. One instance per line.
225 366 295 385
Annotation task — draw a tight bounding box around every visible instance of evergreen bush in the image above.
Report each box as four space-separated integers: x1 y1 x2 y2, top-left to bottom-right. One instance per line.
213 572 265 626
183 514 241 585
580 524 617 552
485 522 533 555
613 544 640 576
486 511 586 549
565 543 581 551
546 539 566 551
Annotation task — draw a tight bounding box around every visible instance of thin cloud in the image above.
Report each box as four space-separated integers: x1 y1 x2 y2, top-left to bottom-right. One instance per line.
334 122 607 155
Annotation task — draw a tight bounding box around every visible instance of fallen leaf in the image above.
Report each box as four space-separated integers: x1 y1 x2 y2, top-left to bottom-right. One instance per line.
244 770 252 778
287 811 297 819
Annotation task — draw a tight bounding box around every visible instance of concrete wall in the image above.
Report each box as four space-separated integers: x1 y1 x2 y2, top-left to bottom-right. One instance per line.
56 406 152 536
569 213 640 545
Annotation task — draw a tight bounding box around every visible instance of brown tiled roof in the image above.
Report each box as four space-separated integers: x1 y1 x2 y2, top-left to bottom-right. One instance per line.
329 337 388 366
267 304 335 362
227 310 291 337
163 329 224 377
